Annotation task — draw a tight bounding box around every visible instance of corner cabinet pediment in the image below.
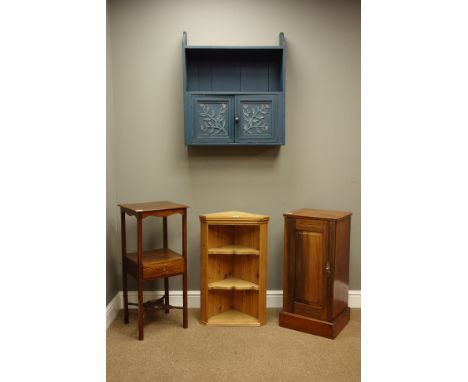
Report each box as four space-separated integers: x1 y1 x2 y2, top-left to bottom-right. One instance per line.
182 32 285 146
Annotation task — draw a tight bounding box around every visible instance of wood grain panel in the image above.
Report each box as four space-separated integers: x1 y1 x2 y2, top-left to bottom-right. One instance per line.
234 225 260 250
206 254 233 284
208 277 258 290
332 217 351 318
119 201 188 214
284 217 295 312
293 301 322 320
257 223 268 324
279 308 350 339
207 309 260 326
296 219 327 232
208 245 259 255
200 221 209 323
206 290 232 320
207 225 235 249
233 290 259 320
125 248 184 280
232 255 259 284
285 208 351 221
294 231 324 306
201 210 269 223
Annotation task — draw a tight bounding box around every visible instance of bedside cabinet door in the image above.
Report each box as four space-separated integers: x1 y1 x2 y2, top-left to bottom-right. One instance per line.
190 96 234 144
289 219 329 321
234 95 279 144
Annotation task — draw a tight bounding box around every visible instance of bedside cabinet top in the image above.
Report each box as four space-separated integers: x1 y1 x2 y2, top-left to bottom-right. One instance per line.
284 208 351 221
200 210 269 223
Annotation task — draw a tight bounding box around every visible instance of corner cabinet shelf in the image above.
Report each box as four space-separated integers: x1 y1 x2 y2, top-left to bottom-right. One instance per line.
208 277 259 291
208 244 260 256
199 211 269 326
182 32 285 146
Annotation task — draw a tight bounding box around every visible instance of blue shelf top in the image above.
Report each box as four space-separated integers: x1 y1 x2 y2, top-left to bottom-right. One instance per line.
182 32 285 49
185 46 284 50
187 91 284 95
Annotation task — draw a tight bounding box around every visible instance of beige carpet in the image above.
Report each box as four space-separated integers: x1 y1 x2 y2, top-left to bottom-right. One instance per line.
107 308 360 381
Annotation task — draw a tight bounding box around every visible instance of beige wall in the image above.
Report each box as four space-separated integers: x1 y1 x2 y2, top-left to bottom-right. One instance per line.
107 7 120 302
107 0 360 303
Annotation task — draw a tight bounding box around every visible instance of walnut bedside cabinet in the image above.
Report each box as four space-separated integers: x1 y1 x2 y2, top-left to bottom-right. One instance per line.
118 201 188 340
279 208 352 339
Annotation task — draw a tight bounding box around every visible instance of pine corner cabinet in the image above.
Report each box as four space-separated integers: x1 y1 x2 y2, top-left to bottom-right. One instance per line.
199 211 269 326
279 208 352 339
182 32 285 146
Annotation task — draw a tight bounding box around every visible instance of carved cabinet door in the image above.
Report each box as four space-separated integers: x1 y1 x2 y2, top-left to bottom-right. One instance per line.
286 218 330 321
191 96 234 144
234 95 278 144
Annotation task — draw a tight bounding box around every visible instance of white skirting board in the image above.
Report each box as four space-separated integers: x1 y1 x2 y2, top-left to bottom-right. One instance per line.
106 290 361 329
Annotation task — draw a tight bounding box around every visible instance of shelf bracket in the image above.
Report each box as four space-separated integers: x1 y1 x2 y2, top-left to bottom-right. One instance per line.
279 32 285 46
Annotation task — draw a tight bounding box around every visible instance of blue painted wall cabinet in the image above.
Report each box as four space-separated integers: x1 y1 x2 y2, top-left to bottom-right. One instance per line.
183 32 285 146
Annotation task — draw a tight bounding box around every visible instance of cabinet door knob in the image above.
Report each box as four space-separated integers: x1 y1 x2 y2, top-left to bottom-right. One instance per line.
325 261 331 276
234 116 239 123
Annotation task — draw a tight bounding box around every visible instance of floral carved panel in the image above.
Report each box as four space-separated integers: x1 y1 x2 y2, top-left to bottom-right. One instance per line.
239 102 273 138
196 102 229 137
